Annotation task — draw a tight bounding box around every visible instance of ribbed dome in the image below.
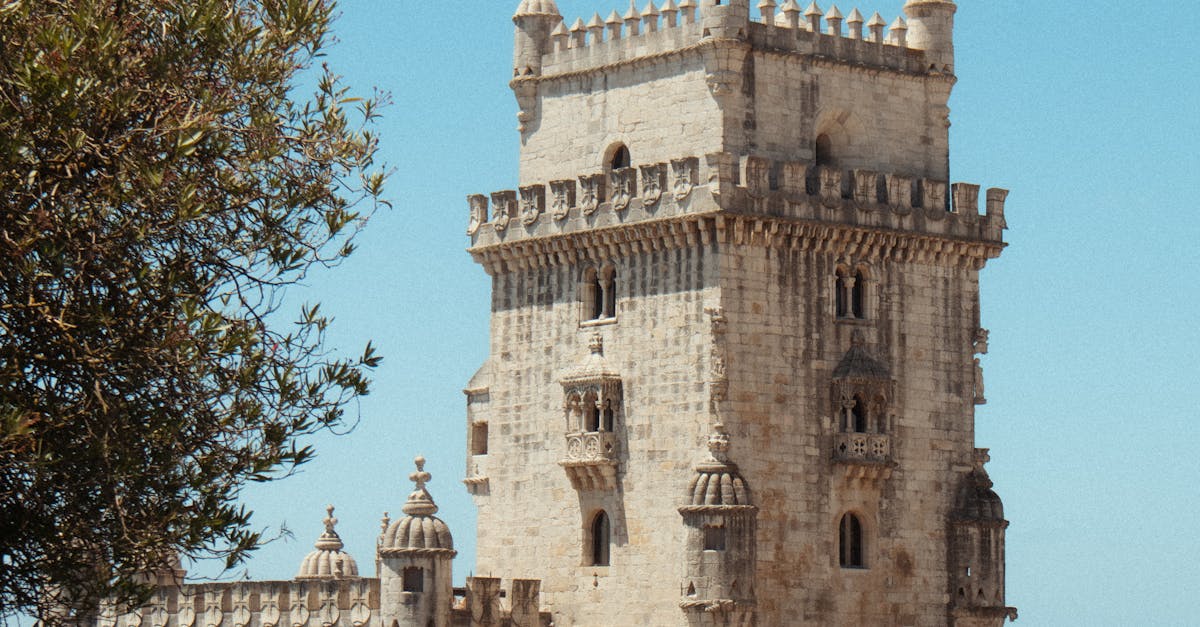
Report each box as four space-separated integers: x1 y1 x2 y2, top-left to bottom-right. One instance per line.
956 449 1006 522
683 424 754 508
514 0 560 17
378 457 455 553
296 506 359 580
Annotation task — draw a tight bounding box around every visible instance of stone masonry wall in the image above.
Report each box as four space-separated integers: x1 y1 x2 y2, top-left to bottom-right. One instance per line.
718 240 982 626
469 243 720 627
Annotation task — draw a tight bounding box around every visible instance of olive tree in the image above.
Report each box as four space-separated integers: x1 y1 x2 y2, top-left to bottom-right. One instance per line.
0 0 387 622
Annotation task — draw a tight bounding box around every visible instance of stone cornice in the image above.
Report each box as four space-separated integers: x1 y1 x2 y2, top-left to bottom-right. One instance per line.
470 210 1004 275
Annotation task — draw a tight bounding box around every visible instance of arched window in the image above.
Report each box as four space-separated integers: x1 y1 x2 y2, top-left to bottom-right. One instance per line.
601 401 615 432
581 265 617 322
815 133 834 167
835 268 849 318
849 394 868 432
590 511 611 566
566 393 583 431
852 269 867 319
583 392 600 432
839 513 864 568
609 144 631 171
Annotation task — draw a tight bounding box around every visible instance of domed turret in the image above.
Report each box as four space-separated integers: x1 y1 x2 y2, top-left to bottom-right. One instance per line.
513 0 562 77
903 0 956 73
678 424 757 624
377 457 456 627
296 506 360 580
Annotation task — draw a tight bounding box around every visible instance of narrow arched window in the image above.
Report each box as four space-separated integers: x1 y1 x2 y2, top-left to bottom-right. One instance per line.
610 144 631 171
839 513 864 568
852 269 867 319
583 392 600 432
601 265 616 319
835 269 849 318
850 394 868 432
567 393 583 432
591 511 611 566
582 267 603 321
815 133 834 167
601 401 614 432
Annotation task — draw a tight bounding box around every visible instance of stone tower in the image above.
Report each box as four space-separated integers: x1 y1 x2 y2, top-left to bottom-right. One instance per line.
379 458 455 627
465 0 1016 625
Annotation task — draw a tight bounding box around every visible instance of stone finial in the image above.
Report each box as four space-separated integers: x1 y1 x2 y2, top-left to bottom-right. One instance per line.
313 505 344 552
780 0 801 29
850 328 866 348
804 1 822 32
660 0 679 27
587 12 605 43
642 1 660 32
846 8 863 39
402 456 438 517
379 512 390 535
323 505 337 534
678 0 697 25
758 0 777 26
570 17 587 47
606 10 623 39
889 16 907 46
866 11 886 43
588 333 604 356
624 1 641 36
550 21 569 51
707 422 731 463
825 4 842 35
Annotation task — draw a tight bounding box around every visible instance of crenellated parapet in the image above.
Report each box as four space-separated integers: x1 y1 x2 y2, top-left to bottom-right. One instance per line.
94 579 380 627
467 152 1007 272
516 1 935 86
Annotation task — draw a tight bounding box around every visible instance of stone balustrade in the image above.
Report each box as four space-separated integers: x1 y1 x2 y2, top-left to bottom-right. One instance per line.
833 432 890 463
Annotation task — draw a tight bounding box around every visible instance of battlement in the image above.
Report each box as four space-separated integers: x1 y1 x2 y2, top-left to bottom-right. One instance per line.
467 152 1007 267
520 1 935 82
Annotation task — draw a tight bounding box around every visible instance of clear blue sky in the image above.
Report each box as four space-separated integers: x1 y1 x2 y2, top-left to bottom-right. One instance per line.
191 2 1200 626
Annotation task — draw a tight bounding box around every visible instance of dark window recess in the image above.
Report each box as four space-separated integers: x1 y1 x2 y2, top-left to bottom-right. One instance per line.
471 422 488 455
591 511 611 566
839 513 864 568
703 526 727 551
402 567 424 592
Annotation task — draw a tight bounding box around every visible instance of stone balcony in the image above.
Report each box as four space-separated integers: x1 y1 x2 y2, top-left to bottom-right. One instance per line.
833 432 894 484
559 431 619 491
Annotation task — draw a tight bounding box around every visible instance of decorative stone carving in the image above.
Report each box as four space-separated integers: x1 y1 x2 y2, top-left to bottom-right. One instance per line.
671 157 698 200
316 588 338 627
260 603 281 627
781 161 809 199
834 432 890 462
742 156 770 199
705 307 729 407
852 169 879 207
922 179 948 213
974 357 986 405
230 586 251 627
705 70 740 97
818 166 842 207
177 593 196 627
559 335 623 491
640 163 665 207
886 174 913 213
578 173 605 216
974 328 989 355
290 603 309 627
121 609 142 627
952 182 980 215
148 607 168 627
466 194 487 236
549 179 575 221
610 167 635 212
490 190 515 232
203 591 222 627
519 185 544 226
349 581 371 627
98 604 118 627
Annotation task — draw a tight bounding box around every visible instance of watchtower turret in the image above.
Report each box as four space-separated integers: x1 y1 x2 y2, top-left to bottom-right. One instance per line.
378 458 455 627
903 0 956 72
513 0 563 77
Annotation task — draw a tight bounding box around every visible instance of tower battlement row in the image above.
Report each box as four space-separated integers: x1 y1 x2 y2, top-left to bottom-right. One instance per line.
467 152 1007 273
515 0 956 84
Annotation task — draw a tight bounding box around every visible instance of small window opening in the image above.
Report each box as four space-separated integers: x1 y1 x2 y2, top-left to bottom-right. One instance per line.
703 526 726 551
815 134 834 167
835 272 849 318
590 511 611 566
402 567 424 592
839 513 864 568
584 393 600 432
601 402 615 432
686 581 696 597
852 270 866 319
470 422 489 455
846 395 867 433
610 145 631 171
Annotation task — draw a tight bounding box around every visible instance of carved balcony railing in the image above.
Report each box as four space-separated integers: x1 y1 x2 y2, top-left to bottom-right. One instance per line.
559 431 619 491
834 432 890 462
833 432 894 484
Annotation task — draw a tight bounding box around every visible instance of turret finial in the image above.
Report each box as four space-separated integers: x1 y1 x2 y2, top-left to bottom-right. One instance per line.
323 505 337 534
402 456 438 516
